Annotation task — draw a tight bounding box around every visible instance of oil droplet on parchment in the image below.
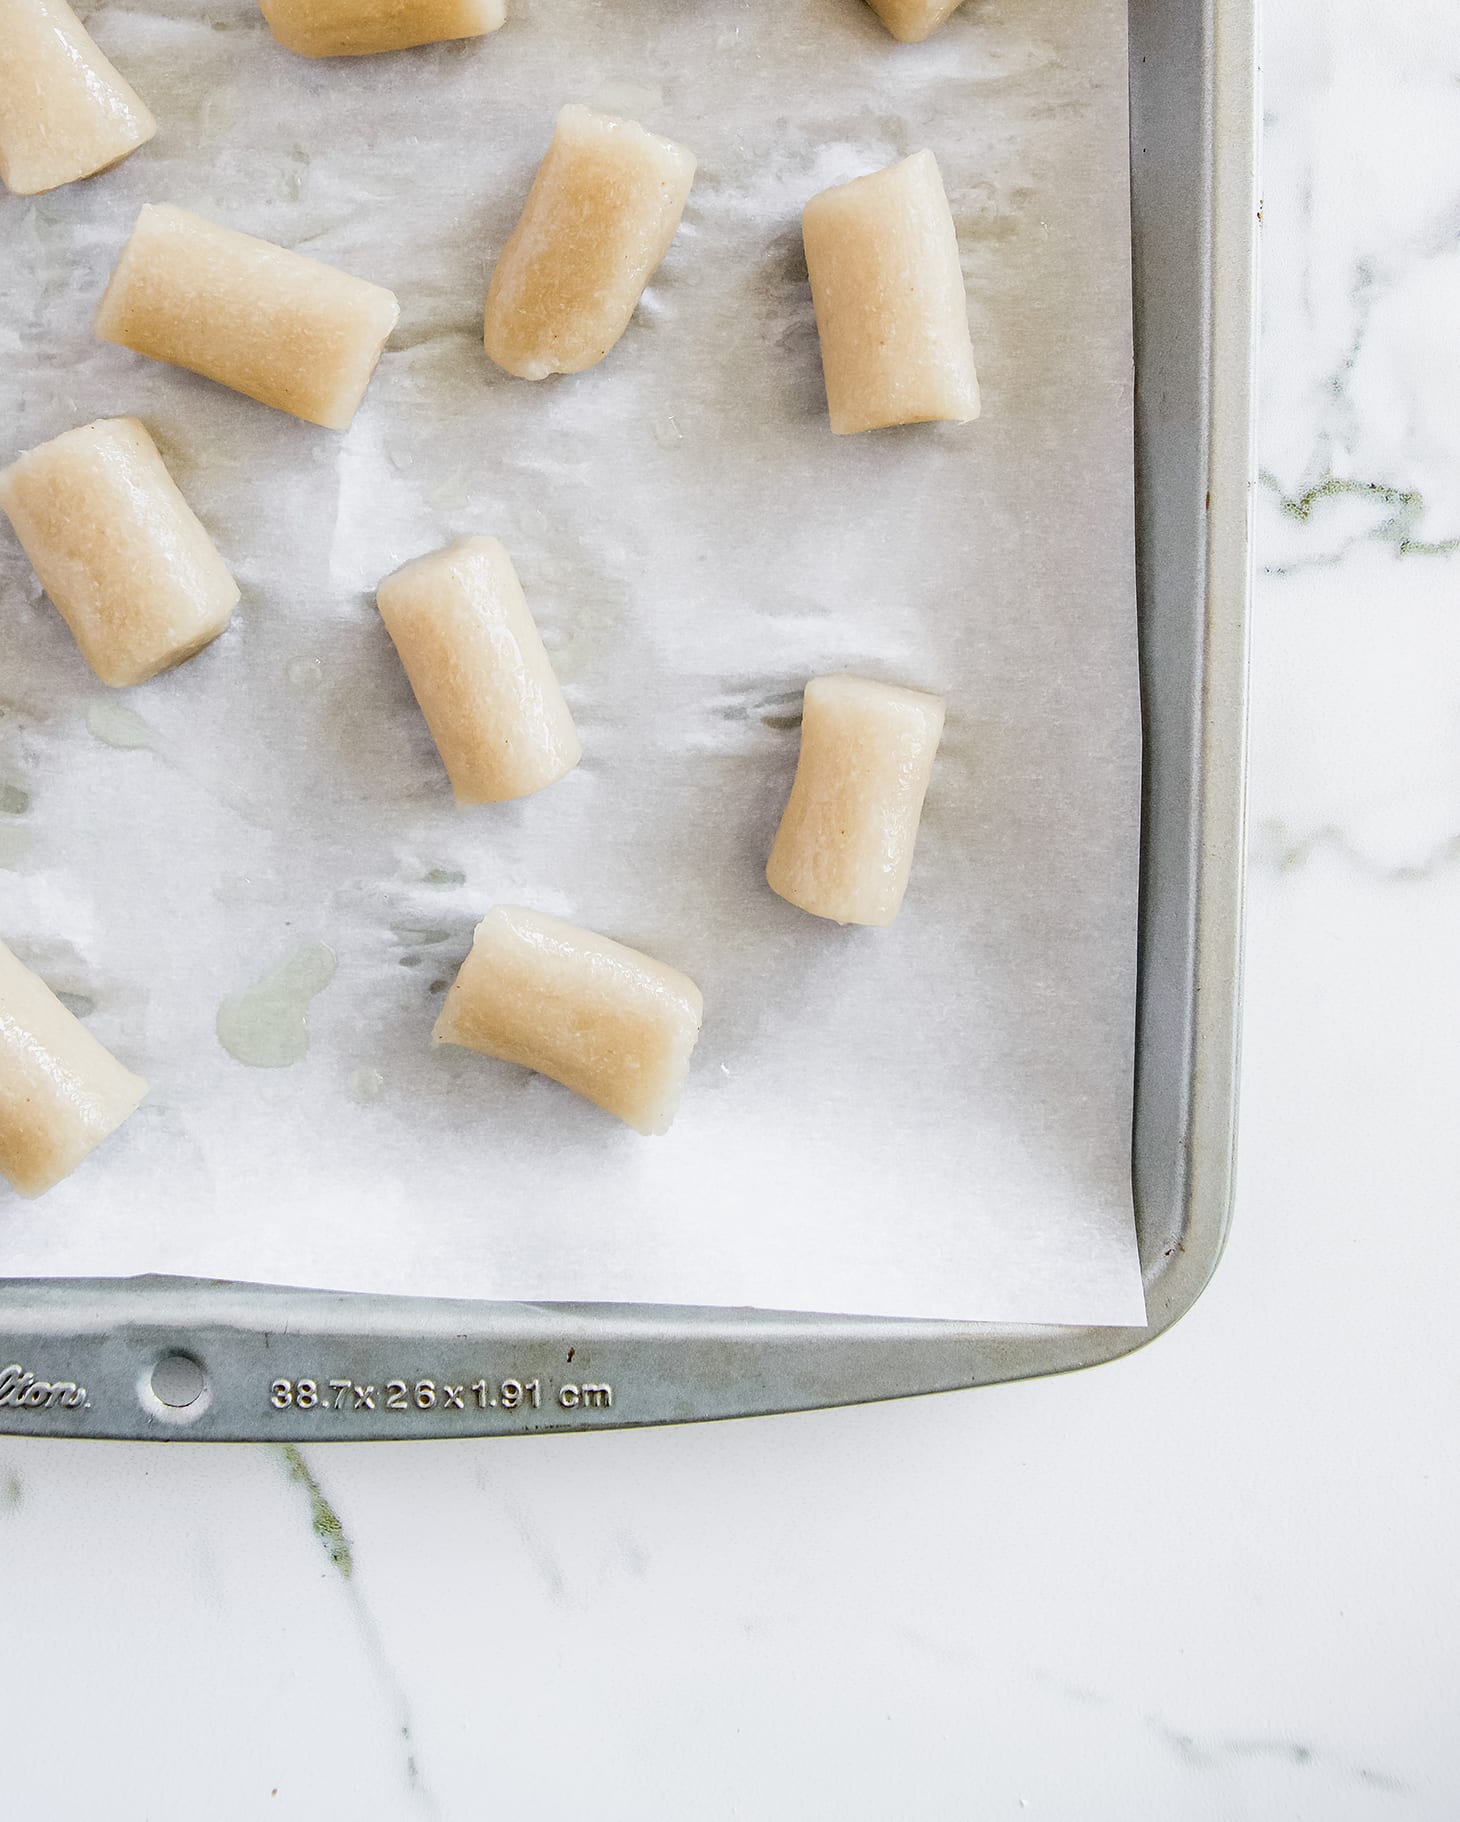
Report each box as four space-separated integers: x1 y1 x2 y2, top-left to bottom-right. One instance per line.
347 1067 384 1104
392 926 451 947
217 943 337 1069
86 697 156 751
0 782 27 866
285 656 324 693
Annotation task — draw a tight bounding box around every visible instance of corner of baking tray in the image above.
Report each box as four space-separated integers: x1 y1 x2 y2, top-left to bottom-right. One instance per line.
1082 0 1257 1377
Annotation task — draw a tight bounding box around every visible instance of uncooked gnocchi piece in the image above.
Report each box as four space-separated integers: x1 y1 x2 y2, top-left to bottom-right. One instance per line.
863 0 967 43
767 674 945 927
0 418 239 688
435 906 703 1135
0 938 148 1197
484 105 696 380
802 150 979 434
95 205 401 430
376 536 580 804
0 0 156 195
257 0 505 57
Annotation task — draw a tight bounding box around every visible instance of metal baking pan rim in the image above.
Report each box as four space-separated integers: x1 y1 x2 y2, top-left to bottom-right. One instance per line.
0 0 1255 1439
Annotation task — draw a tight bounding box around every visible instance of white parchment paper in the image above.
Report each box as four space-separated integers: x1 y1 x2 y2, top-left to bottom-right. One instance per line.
0 0 1146 1324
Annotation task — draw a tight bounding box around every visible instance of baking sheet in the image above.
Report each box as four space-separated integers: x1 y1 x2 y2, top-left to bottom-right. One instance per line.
0 0 1145 1325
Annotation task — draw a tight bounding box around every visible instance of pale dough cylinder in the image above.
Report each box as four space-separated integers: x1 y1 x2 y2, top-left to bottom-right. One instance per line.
0 938 148 1197
484 105 696 381
0 418 240 688
434 906 703 1135
257 0 505 58
0 0 155 196
376 536 580 804
767 674 945 927
863 0 967 43
802 149 980 435
95 204 401 430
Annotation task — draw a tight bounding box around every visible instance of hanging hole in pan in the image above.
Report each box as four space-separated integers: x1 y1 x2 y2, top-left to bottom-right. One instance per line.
147 1351 209 1416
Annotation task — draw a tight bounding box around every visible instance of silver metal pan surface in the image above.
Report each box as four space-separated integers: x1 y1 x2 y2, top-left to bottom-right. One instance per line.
0 0 1254 1440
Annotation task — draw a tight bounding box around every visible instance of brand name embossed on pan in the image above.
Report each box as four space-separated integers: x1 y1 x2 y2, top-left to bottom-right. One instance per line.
0 1364 87 1410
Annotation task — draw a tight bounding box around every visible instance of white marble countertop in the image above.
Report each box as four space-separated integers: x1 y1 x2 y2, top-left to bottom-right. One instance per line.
4 0 1458 1814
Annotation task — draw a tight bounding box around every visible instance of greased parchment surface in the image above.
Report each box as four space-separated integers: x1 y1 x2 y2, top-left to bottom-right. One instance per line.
0 0 1146 1324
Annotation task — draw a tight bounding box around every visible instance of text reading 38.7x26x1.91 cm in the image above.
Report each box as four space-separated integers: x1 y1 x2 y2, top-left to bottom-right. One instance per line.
267 1376 614 1416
